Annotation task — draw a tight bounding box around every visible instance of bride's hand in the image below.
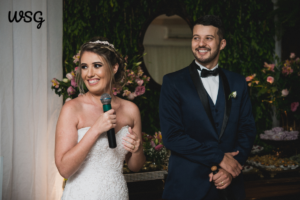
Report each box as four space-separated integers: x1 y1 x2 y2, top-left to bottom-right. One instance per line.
93 109 116 135
122 127 141 153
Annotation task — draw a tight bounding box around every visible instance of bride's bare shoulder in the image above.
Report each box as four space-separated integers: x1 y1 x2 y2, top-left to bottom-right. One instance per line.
118 97 140 117
59 95 88 118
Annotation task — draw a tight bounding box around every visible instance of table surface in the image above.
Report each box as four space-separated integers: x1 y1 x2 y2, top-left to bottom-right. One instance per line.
124 170 167 182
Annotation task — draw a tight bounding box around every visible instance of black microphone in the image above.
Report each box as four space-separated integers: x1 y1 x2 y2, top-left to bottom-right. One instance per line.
100 93 117 148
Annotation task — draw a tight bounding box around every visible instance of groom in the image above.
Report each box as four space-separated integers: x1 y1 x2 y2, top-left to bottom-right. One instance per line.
159 15 256 200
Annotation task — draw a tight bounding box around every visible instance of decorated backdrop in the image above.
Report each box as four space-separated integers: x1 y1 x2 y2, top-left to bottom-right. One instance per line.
62 0 275 135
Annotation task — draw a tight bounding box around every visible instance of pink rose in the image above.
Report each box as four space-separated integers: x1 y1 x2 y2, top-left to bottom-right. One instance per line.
291 102 299 112
71 79 77 87
134 86 145 96
127 92 137 100
155 144 163 151
135 78 144 86
296 57 300 63
290 53 296 59
67 86 75 95
75 67 79 72
266 76 274 84
281 89 289 97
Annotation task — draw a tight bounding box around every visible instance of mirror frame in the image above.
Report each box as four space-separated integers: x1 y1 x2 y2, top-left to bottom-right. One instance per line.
137 0 193 91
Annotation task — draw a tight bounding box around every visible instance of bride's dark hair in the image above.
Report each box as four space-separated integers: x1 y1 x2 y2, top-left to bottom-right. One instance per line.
75 36 125 94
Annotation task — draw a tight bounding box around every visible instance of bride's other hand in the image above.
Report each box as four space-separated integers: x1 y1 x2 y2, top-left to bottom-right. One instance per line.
122 127 141 153
92 109 116 135
123 103 145 172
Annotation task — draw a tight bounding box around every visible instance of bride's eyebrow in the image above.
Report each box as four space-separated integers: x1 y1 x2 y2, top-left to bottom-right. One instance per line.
92 61 103 65
79 61 103 66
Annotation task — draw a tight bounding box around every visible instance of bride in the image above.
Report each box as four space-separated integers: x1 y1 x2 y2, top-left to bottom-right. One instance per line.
55 37 146 200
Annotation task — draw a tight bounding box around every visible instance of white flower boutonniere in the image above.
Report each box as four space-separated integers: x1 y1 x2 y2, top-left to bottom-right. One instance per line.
228 91 237 100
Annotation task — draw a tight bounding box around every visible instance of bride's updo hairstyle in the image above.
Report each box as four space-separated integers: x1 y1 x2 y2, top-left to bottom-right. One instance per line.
76 36 125 94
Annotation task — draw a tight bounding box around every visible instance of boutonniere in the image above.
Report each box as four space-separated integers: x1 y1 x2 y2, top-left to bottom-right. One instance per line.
228 91 237 100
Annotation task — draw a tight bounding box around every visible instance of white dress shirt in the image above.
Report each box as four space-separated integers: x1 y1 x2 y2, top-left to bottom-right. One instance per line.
195 61 219 105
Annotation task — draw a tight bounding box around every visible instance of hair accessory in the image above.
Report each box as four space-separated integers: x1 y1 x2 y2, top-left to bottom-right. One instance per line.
89 40 115 49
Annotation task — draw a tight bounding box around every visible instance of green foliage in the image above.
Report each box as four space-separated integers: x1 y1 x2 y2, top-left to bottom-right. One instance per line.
63 0 275 136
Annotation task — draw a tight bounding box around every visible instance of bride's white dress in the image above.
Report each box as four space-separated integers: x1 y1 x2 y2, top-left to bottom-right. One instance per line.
61 126 129 200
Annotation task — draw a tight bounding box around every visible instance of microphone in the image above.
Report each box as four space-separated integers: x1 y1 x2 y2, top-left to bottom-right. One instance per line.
100 93 117 148
211 166 236 200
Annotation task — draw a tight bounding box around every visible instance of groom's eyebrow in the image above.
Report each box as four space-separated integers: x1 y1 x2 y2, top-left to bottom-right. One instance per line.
192 34 215 38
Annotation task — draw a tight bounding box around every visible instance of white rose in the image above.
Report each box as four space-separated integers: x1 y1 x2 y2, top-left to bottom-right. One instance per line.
65 98 72 102
232 91 237 98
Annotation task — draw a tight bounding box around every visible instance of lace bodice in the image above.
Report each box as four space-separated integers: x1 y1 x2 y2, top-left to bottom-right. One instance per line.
61 126 129 200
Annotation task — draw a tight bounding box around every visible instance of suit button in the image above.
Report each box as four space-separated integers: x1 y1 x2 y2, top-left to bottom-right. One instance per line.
216 123 219 127
219 141 222 144
216 109 218 112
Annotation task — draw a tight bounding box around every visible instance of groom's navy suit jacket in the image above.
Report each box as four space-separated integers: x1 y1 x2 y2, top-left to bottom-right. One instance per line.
159 61 256 200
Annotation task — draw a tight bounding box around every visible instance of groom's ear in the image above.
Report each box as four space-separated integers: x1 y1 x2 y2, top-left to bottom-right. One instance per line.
220 39 226 50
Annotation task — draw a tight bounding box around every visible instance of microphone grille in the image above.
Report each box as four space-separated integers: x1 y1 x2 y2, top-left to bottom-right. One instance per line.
100 93 112 104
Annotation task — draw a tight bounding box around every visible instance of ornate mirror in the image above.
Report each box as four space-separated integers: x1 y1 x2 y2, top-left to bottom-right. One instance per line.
143 15 193 85
138 2 193 90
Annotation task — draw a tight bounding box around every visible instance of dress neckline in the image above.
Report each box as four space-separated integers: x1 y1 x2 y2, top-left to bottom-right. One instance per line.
77 125 129 133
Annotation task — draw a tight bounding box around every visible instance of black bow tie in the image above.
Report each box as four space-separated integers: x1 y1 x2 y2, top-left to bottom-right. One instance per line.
199 67 219 78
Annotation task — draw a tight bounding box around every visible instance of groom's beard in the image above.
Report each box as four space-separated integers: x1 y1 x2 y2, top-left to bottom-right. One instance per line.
193 43 221 65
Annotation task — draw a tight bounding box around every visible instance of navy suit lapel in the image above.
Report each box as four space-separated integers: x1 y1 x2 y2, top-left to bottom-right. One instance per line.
188 61 217 134
188 61 232 140
218 68 232 140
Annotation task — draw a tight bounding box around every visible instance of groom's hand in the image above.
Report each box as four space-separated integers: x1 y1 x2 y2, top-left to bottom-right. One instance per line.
219 151 242 178
209 168 233 189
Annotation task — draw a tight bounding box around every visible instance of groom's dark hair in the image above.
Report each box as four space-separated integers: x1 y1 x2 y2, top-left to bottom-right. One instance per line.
193 15 224 41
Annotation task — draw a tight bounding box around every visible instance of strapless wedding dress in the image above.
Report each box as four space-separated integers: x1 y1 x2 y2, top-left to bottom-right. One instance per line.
61 126 129 200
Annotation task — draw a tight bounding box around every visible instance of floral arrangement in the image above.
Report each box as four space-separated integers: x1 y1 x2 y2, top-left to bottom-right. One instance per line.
142 131 167 166
247 154 299 170
113 54 150 100
51 51 150 102
260 127 299 141
246 52 300 121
